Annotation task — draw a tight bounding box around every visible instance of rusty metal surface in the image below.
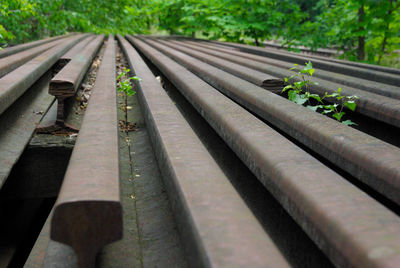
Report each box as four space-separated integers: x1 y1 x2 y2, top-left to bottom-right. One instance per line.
128 36 400 268
153 37 281 88
51 35 122 268
118 35 290 268
0 34 88 116
264 43 400 74
130 36 400 206
0 33 74 59
60 35 95 60
47 34 104 126
154 38 400 128
51 34 104 95
0 72 54 189
0 38 63 78
210 40 400 86
178 39 400 99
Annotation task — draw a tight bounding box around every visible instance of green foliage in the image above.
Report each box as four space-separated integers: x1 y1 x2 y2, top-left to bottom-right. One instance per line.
1 0 399 68
283 62 358 125
289 0 400 65
0 0 156 45
117 68 140 97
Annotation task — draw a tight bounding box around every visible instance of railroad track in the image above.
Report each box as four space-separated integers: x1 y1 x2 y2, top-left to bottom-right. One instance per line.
0 33 399 268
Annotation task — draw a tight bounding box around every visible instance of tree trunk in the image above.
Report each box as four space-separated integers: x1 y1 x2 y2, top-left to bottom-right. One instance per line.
378 0 393 64
357 4 365 61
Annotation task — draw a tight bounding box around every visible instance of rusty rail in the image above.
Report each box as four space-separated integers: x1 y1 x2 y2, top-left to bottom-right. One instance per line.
209 40 400 86
0 72 54 189
177 39 400 100
262 41 400 75
151 37 400 128
0 33 74 59
50 35 122 268
117 34 290 268
130 36 400 207
60 35 96 60
0 38 63 78
128 35 400 268
0 34 88 116
37 35 104 132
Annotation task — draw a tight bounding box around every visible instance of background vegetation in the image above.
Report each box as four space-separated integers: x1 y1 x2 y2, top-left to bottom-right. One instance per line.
1 0 399 67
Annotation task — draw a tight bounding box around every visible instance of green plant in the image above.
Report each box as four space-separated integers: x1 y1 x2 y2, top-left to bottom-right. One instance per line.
117 67 140 96
282 61 358 126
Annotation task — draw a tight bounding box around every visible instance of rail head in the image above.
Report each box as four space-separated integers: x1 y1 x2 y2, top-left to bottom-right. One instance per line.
51 200 122 267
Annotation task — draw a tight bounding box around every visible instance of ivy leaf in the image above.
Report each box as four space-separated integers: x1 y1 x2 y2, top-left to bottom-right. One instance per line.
309 94 322 103
288 90 297 101
333 112 345 121
282 85 294 92
342 120 357 126
306 105 322 112
344 101 356 111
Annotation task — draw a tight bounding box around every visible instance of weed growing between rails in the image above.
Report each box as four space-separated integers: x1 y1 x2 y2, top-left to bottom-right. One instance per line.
117 67 141 132
282 61 358 126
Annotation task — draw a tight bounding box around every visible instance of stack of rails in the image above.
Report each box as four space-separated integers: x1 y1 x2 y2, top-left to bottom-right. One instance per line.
2 33 399 267
133 36 400 204
125 35 400 267
20 35 120 268
210 39 400 82
117 35 290 267
147 37 400 128
171 39 400 99
0 33 108 267
267 44 400 75
262 41 340 57
0 33 92 190
0 33 75 59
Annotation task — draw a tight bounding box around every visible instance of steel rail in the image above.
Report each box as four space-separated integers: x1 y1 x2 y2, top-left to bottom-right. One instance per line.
263 41 339 57
129 36 400 268
261 42 400 75
51 35 122 268
209 40 400 86
117 35 290 268
0 34 88 116
150 38 277 88
0 72 54 189
179 39 400 100
42 34 104 130
153 38 400 128
0 38 63 78
165 36 400 75
60 35 96 60
130 36 400 206
0 33 75 59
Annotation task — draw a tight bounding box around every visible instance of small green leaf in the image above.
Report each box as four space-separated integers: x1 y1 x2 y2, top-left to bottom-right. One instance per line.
344 101 356 111
306 105 322 112
116 72 124 80
333 112 345 121
288 90 297 101
342 120 357 126
282 85 294 92
309 94 322 103
322 109 332 114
